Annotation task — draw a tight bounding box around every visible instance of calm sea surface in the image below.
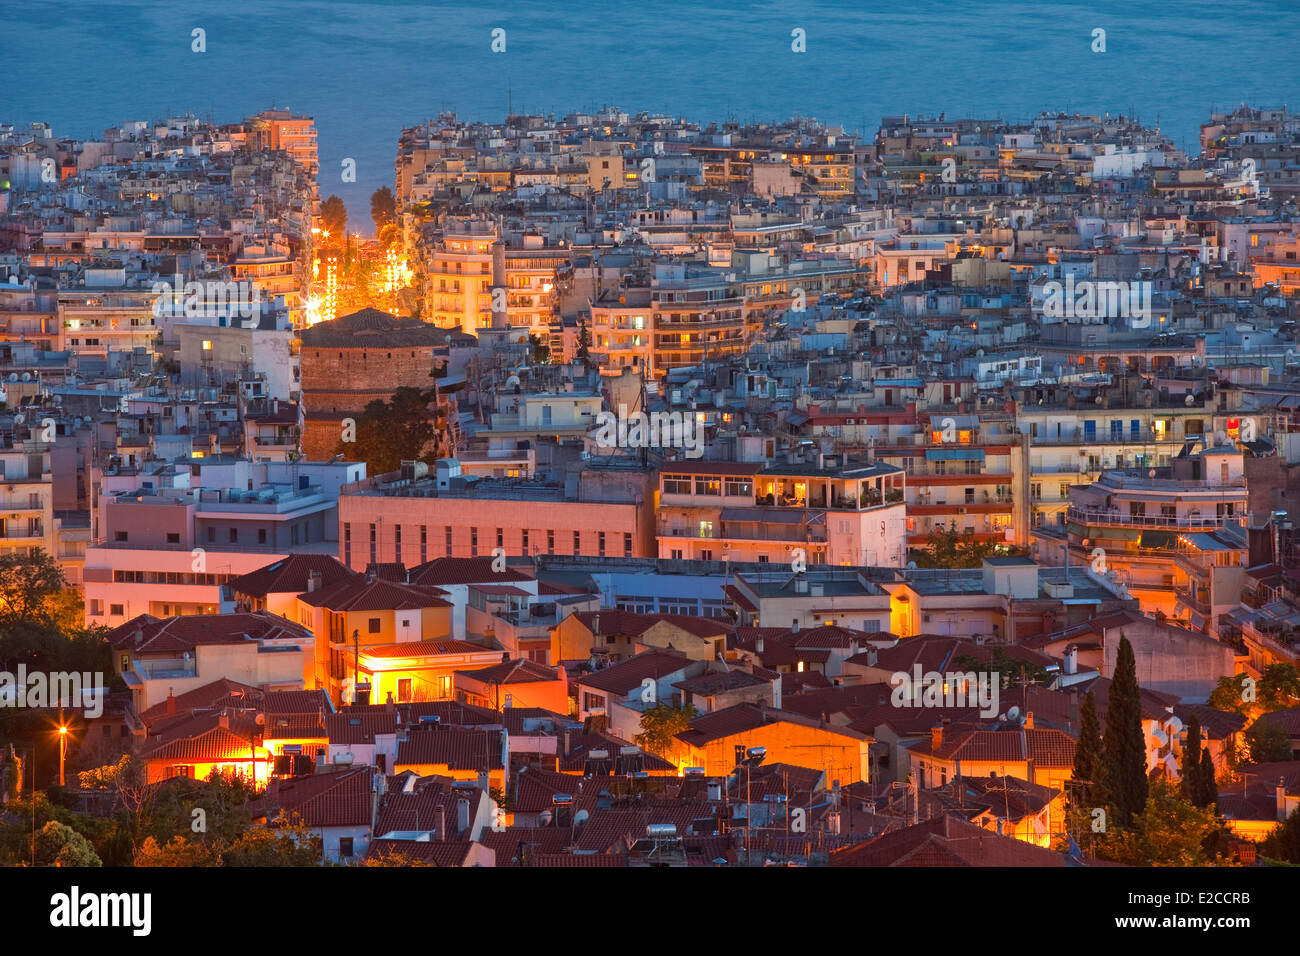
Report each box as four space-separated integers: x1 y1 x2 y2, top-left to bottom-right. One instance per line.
6 0 1299 231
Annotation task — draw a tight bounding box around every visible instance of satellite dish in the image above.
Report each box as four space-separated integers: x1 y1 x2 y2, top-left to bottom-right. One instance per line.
573 809 590 827
905 561 917 570
1006 706 1022 722
20 372 30 382
6 373 16 382
1184 393 1195 405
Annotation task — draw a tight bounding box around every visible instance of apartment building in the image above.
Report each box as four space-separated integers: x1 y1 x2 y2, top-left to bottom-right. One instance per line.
84 461 354 626
656 454 908 567
338 457 658 571
1034 444 1250 625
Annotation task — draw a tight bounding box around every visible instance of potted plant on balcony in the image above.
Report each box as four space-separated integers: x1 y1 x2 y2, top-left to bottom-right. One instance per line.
886 489 903 504
862 488 882 507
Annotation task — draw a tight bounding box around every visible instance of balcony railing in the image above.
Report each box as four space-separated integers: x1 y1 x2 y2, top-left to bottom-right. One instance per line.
134 659 198 680
1066 507 1228 530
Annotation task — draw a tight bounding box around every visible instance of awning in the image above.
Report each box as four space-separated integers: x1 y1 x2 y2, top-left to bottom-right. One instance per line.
1179 532 1236 552
925 448 985 461
1138 530 1176 549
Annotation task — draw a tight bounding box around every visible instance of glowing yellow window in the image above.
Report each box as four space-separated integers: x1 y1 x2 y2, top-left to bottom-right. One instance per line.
201 340 212 350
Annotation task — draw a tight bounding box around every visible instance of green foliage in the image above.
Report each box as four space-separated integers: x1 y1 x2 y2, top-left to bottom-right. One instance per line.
1101 635 1148 829
911 524 1027 570
334 386 441 475
576 322 592 365
320 195 348 238
1094 777 1236 866
1208 675 1253 716
134 835 224 867
635 703 697 757
951 647 1050 691
370 186 397 232
528 332 551 364
1243 718 1293 764
1072 690 1103 802
34 819 102 867
1260 805 1300 864
221 812 323 866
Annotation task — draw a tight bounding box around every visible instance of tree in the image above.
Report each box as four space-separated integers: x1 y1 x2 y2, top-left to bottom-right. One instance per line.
1244 718 1292 764
320 195 348 239
0 548 68 631
1260 805 1300 864
334 386 442 475
134 835 224 867
951 647 1050 691
1101 635 1148 829
528 332 551 364
635 703 697 757
370 186 396 232
362 847 432 867
576 321 592 366
912 524 1027 570
1259 663 1300 711
1094 777 1235 867
1073 691 1103 801
223 812 322 866
1208 674 1254 716
34 820 102 867
1199 748 1218 810
1180 714 1207 806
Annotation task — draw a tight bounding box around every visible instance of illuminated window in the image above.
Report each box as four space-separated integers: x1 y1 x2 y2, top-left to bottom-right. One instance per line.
201 340 212 350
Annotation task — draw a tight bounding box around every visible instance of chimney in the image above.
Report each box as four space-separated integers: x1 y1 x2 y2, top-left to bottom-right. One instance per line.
457 797 471 835
218 711 230 730
1279 779 1288 823
165 689 176 715
477 771 490 792
791 618 800 633
1024 711 1034 730
307 569 322 593
756 636 765 653
931 724 943 752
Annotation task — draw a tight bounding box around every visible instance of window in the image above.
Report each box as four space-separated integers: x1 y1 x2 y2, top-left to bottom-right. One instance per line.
547 530 555 554
339 837 354 858
624 532 632 557
1110 419 1123 440
208 527 215 543
368 617 381 633
598 532 606 556
573 530 581 553
724 477 752 497
166 532 180 544
663 474 691 494
115 531 128 542
470 527 478 555
445 526 452 554
496 528 504 548
258 529 267 545
694 476 722 496
229 528 238 543
522 528 529 553
397 678 412 703
420 525 427 562
394 526 402 564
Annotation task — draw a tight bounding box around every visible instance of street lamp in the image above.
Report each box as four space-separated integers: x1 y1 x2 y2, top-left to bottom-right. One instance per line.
57 725 68 788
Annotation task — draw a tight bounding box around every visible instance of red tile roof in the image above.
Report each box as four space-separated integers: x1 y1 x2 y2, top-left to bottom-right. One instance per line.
258 767 374 827
108 611 313 653
456 658 562 685
397 728 505 771
407 557 535 587
574 650 693 696
828 814 1069 867
228 554 353 599
299 576 451 612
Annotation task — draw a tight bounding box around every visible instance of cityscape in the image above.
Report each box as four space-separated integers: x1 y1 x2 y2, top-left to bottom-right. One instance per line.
1 10 1299 908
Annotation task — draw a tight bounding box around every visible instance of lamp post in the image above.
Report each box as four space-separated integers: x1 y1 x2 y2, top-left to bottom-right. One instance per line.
57 707 67 788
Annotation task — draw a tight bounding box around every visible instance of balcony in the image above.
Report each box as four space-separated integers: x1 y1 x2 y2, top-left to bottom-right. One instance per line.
1066 506 1228 531
134 659 198 681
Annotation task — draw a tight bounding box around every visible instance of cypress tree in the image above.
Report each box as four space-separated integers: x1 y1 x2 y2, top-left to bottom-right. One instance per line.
1180 714 1204 803
1199 748 1218 810
1103 635 1149 828
1073 690 1103 803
